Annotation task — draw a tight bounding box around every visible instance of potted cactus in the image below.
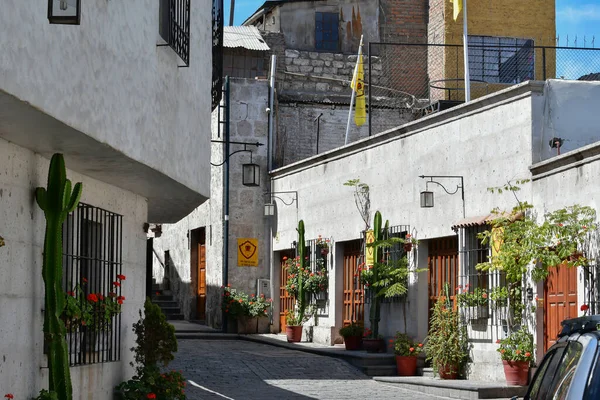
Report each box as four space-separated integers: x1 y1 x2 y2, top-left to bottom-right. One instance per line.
286 220 310 343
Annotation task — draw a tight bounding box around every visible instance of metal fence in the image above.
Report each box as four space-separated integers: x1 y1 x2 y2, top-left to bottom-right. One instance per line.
367 41 600 136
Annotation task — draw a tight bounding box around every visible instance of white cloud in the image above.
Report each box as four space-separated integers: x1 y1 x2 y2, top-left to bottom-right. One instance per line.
557 4 600 23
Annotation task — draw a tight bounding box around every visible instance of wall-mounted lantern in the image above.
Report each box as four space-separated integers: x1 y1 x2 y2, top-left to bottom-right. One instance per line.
242 159 260 187
263 191 298 217
264 202 276 216
420 190 434 208
48 0 81 25
419 175 465 217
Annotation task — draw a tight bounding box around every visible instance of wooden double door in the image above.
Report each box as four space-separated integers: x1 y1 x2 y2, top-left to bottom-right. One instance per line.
342 240 365 326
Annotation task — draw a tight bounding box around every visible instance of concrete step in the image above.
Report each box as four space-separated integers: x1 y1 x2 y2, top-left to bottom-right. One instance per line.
373 377 527 399
363 365 398 377
153 300 178 308
159 306 183 315
166 313 185 320
422 367 434 378
152 294 174 301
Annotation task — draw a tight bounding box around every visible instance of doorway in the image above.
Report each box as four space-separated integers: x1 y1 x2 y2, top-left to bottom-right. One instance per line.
428 236 459 320
342 240 365 326
279 250 295 332
190 228 206 321
544 264 577 351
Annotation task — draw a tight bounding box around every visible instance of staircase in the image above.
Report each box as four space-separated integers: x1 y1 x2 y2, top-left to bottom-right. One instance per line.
151 280 184 321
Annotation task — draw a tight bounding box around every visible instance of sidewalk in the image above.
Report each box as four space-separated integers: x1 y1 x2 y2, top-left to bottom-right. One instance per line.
172 322 526 400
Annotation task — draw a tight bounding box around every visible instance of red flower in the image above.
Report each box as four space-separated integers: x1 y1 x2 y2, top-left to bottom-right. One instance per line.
260 294 265 298
82 277 88 283
156 291 160 296
482 293 488 299
515 350 521 355
409 347 415 352
224 292 230 297
147 394 157 399
500 349 506 354
283 256 288 261
225 308 229 313
5 394 14 399
117 295 125 305
117 274 126 281
67 291 75 297
87 293 98 303
113 281 121 287
98 294 105 301
251 294 255 297
239 299 243 303
581 304 589 312
418 343 423 347
496 339 501 344
525 352 531 357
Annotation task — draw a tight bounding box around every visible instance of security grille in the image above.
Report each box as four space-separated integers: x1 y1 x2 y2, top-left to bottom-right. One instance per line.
159 0 191 66
62 203 123 365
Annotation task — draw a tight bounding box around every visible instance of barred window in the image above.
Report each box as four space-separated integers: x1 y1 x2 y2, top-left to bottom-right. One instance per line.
159 0 191 66
62 203 123 366
315 12 339 52
468 36 535 84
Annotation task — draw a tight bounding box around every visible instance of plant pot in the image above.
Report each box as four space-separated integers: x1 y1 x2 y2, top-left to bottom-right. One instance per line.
502 360 529 386
237 316 258 334
320 247 329 256
438 364 459 379
315 291 328 301
286 325 303 342
362 338 384 353
257 316 270 333
466 305 489 320
403 243 413 252
395 355 418 376
226 315 238 333
343 335 362 351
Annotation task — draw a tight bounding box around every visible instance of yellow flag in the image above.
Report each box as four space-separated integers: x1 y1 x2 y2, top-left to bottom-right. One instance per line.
451 0 462 21
351 54 366 126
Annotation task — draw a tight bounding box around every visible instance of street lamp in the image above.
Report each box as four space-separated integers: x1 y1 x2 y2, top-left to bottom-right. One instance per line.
263 191 298 217
48 0 81 25
419 175 465 217
242 154 260 187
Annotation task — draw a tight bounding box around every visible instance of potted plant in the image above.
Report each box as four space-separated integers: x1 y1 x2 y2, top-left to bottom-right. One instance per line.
316 235 331 256
305 267 328 300
361 328 384 353
390 332 423 376
497 327 533 386
456 286 489 320
339 323 363 351
248 293 272 333
285 220 310 343
425 290 470 379
402 234 418 252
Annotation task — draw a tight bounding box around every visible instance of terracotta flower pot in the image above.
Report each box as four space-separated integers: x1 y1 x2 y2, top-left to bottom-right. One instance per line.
503 360 529 386
343 335 362 351
362 338 384 353
286 325 303 342
438 364 459 379
395 355 418 376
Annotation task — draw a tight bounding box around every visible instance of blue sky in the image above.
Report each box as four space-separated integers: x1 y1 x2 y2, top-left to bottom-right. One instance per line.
224 0 600 46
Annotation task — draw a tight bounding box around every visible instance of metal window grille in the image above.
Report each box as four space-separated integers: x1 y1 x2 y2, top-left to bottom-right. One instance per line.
584 261 600 314
62 203 123 366
468 36 535 84
315 12 339 52
459 226 510 342
212 0 224 109
159 0 191 66
362 224 411 304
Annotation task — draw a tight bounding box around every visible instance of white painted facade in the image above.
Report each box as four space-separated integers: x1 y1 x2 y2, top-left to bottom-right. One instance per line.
269 80 600 380
0 0 212 397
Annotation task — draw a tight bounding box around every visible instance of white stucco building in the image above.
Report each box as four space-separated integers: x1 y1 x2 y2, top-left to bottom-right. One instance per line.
0 0 212 398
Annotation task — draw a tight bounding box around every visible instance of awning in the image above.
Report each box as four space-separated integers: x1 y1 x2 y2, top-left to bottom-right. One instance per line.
452 211 524 231
224 26 270 51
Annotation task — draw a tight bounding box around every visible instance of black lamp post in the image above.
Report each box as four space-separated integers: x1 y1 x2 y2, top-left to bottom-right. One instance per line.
48 0 81 25
419 175 465 217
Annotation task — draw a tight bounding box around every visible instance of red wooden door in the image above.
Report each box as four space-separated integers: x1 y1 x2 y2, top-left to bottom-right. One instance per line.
343 240 364 326
544 264 577 351
428 236 459 315
279 252 295 332
196 243 206 321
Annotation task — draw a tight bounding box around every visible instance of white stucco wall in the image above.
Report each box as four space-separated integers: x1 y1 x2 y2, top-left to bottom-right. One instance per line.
152 78 271 327
0 0 212 221
0 138 147 399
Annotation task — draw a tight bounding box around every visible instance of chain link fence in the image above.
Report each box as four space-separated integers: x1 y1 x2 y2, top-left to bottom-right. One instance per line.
368 42 600 136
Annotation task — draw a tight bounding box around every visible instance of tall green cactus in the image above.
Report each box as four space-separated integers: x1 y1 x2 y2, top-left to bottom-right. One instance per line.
36 154 82 400
369 211 388 338
296 220 307 324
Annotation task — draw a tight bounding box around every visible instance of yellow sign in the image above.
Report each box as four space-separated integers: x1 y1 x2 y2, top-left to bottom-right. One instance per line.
491 227 504 259
365 230 375 266
237 238 258 267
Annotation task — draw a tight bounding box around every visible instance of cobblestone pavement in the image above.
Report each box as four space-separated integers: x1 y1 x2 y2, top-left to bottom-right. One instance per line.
171 339 454 400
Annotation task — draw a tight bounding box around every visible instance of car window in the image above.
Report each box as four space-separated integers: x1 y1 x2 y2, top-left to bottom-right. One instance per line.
584 345 600 400
528 345 566 400
549 342 584 399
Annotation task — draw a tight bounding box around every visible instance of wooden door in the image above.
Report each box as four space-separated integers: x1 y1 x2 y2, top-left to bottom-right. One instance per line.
544 264 577 351
343 240 364 326
196 243 206 321
428 236 459 316
279 252 295 332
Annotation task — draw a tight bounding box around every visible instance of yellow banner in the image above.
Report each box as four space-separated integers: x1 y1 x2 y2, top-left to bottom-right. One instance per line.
491 227 503 259
451 0 462 21
365 230 375 266
351 54 366 126
237 238 258 267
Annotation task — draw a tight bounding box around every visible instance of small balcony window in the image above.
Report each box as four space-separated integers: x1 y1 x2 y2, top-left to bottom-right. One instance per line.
159 0 191 66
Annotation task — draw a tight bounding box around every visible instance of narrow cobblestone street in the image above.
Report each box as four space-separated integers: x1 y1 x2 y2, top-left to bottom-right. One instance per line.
171 339 454 400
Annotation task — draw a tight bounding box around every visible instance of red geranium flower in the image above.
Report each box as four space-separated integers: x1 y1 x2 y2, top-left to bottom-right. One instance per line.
525 352 531 357
87 293 98 303
581 304 590 312
5 394 14 399
113 281 121 287
82 277 88 283
147 394 156 399
67 291 75 297
98 294 105 301
117 295 125 305
117 274 126 281
283 256 288 261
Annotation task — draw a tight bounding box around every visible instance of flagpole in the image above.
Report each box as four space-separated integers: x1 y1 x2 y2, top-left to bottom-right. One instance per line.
345 35 363 146
462 0 470 102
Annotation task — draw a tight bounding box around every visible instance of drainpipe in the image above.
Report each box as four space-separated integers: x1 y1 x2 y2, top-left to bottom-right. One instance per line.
268 55 276 329
222 76 230 333
315 112 323 154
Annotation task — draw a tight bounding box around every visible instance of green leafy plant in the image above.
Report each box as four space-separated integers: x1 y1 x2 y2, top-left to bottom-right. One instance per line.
489 286 509 306
497 327 534 362
285 309 309 326
389 332 424 356
33 389 59 400
304 268 328 294
116 299 185 399
222 286 272 317
425 289 470 377
36 153 83 400
455 286 488 307
339 323 363 338
284 256 311 298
